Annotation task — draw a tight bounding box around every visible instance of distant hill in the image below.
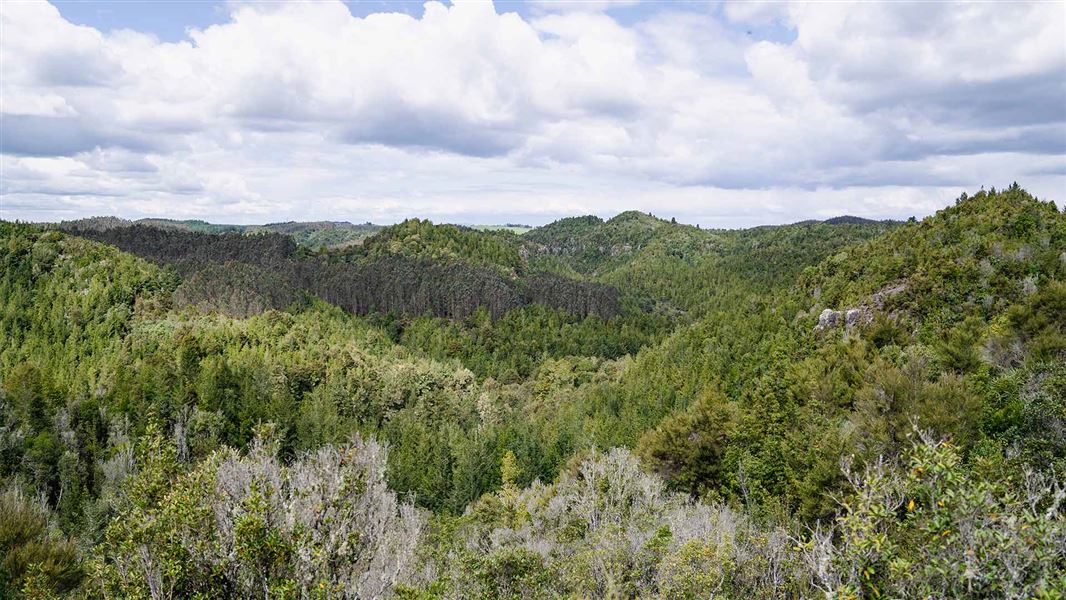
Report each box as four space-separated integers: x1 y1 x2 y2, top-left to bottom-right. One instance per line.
56 211 901 322
823 215 904 225
524 211 708 275
60 221 623 322
136 218 246 233
55 216 381 250
471 224 534 234
343 218 528 277
3 185 1063 598
251 221 382 249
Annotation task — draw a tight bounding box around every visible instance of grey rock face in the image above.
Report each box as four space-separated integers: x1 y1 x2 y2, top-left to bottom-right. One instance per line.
815 282 907 332
818 308 842 328
871 283 907 308
845 309 862 326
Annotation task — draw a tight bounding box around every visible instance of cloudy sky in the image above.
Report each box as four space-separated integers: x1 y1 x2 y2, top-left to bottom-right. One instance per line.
1 0 1064 227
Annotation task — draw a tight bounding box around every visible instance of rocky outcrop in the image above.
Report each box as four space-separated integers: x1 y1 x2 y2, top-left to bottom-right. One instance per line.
845 308 863 326
814 282 908 331
818 309 842 329
871 283 907 308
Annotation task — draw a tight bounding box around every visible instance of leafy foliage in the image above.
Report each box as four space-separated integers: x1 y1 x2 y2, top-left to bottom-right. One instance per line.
799 434 1066 599
0 489 81 598
91 427 424 599
408 435 1065 599
632 186 1065 516
2 184 1063 597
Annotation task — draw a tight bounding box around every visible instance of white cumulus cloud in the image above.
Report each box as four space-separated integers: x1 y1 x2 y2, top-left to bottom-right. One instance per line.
0 0 1062 226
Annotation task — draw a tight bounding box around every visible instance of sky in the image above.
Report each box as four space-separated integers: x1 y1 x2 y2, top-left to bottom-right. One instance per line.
1 0 1064 228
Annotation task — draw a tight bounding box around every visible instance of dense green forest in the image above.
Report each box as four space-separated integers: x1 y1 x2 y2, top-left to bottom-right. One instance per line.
60 217 382 251
2 185 1064 598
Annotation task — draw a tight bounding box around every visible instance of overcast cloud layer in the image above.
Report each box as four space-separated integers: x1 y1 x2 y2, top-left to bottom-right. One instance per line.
1 0 1064 227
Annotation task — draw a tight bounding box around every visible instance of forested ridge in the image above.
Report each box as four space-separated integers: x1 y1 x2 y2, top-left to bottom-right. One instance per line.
60 217 382 251
2 185 1064 598
63 222 625 323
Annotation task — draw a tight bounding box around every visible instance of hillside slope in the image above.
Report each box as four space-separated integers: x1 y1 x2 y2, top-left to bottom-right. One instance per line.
0 223 543 516
58 216 382 250
632 186 1065 514
2 186 1063 598
64 224 624 321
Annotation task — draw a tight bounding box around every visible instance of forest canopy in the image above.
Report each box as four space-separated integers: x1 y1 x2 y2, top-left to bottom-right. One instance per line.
2 185 1064 598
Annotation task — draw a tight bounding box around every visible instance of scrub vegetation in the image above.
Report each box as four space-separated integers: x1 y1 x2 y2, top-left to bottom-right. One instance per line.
2 184 1063 598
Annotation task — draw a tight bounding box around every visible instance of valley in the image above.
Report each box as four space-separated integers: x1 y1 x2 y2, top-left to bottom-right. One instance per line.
0 185 1063 598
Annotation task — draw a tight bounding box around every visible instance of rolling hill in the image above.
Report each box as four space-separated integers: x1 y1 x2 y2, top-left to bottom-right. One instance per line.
1 185 1063 598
